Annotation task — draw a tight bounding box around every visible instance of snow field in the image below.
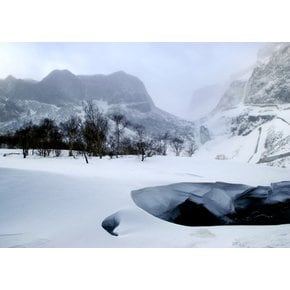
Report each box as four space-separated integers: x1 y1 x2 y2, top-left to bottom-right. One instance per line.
1 150 290 247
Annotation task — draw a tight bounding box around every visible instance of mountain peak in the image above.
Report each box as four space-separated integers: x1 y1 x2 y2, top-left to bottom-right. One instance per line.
5 75 17 82
109 70 136 80
111 70 127 75
42 69 76 81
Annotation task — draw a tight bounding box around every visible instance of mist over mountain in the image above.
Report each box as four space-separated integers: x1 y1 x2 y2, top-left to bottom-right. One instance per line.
1 42 289 165
0 70 154 109
0 70 193 136
186 60 256 120
185 84 225 120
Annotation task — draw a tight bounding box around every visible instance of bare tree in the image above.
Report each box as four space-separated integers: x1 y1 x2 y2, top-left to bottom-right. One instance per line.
15 121 33 158
170 137 184 156
134 125 146 161
133 124 157 161
186 139 198 157
14 119 63 158
36 118 62 157
154 131 171 156
83 100 108 159
106 135 115 159
78 123 89 164
121 136 138 155
60 116 81 157
110 112 128 158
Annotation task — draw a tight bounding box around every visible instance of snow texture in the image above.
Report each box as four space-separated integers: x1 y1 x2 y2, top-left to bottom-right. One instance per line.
1 151 290 247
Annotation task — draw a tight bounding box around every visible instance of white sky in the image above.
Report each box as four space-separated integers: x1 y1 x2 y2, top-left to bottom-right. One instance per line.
0 42 263 117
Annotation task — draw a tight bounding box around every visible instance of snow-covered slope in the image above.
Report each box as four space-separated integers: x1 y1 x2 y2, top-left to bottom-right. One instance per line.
194 43 290 167
1 151 290 248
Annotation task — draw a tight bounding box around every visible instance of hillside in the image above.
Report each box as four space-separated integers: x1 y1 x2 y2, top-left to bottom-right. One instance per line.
194 43 290 167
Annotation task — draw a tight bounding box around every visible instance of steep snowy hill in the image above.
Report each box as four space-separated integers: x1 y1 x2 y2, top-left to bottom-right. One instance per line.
0 70 193 135
195 43 290 167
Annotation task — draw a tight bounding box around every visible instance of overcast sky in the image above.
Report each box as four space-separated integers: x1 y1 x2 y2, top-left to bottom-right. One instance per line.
0 42 263 117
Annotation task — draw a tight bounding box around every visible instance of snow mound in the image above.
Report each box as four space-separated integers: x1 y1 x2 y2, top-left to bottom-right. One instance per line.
131 181 290 226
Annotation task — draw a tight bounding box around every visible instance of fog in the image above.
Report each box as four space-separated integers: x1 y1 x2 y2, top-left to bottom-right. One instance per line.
0 42 263 118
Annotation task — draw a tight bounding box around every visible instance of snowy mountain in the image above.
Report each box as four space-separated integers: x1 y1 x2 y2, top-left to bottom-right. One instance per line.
0 70 193 135
245 44 290 105
195 43 290 167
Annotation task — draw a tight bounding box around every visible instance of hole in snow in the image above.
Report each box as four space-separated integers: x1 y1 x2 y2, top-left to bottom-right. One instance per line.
169 198 224 226
131 181 290 226
102 213 120 236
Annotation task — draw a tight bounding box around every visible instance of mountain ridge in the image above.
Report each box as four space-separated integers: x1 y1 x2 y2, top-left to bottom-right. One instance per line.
0 70 194 136
0 69 156 110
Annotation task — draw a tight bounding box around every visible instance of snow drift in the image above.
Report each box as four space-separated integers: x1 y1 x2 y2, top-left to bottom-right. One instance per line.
131 181 290 226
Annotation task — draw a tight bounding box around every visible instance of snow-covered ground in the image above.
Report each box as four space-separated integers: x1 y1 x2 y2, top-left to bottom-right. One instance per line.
195 104 290 167
1 149 290 248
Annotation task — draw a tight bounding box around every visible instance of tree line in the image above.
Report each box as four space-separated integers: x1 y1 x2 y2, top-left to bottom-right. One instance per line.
0 101 198 162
